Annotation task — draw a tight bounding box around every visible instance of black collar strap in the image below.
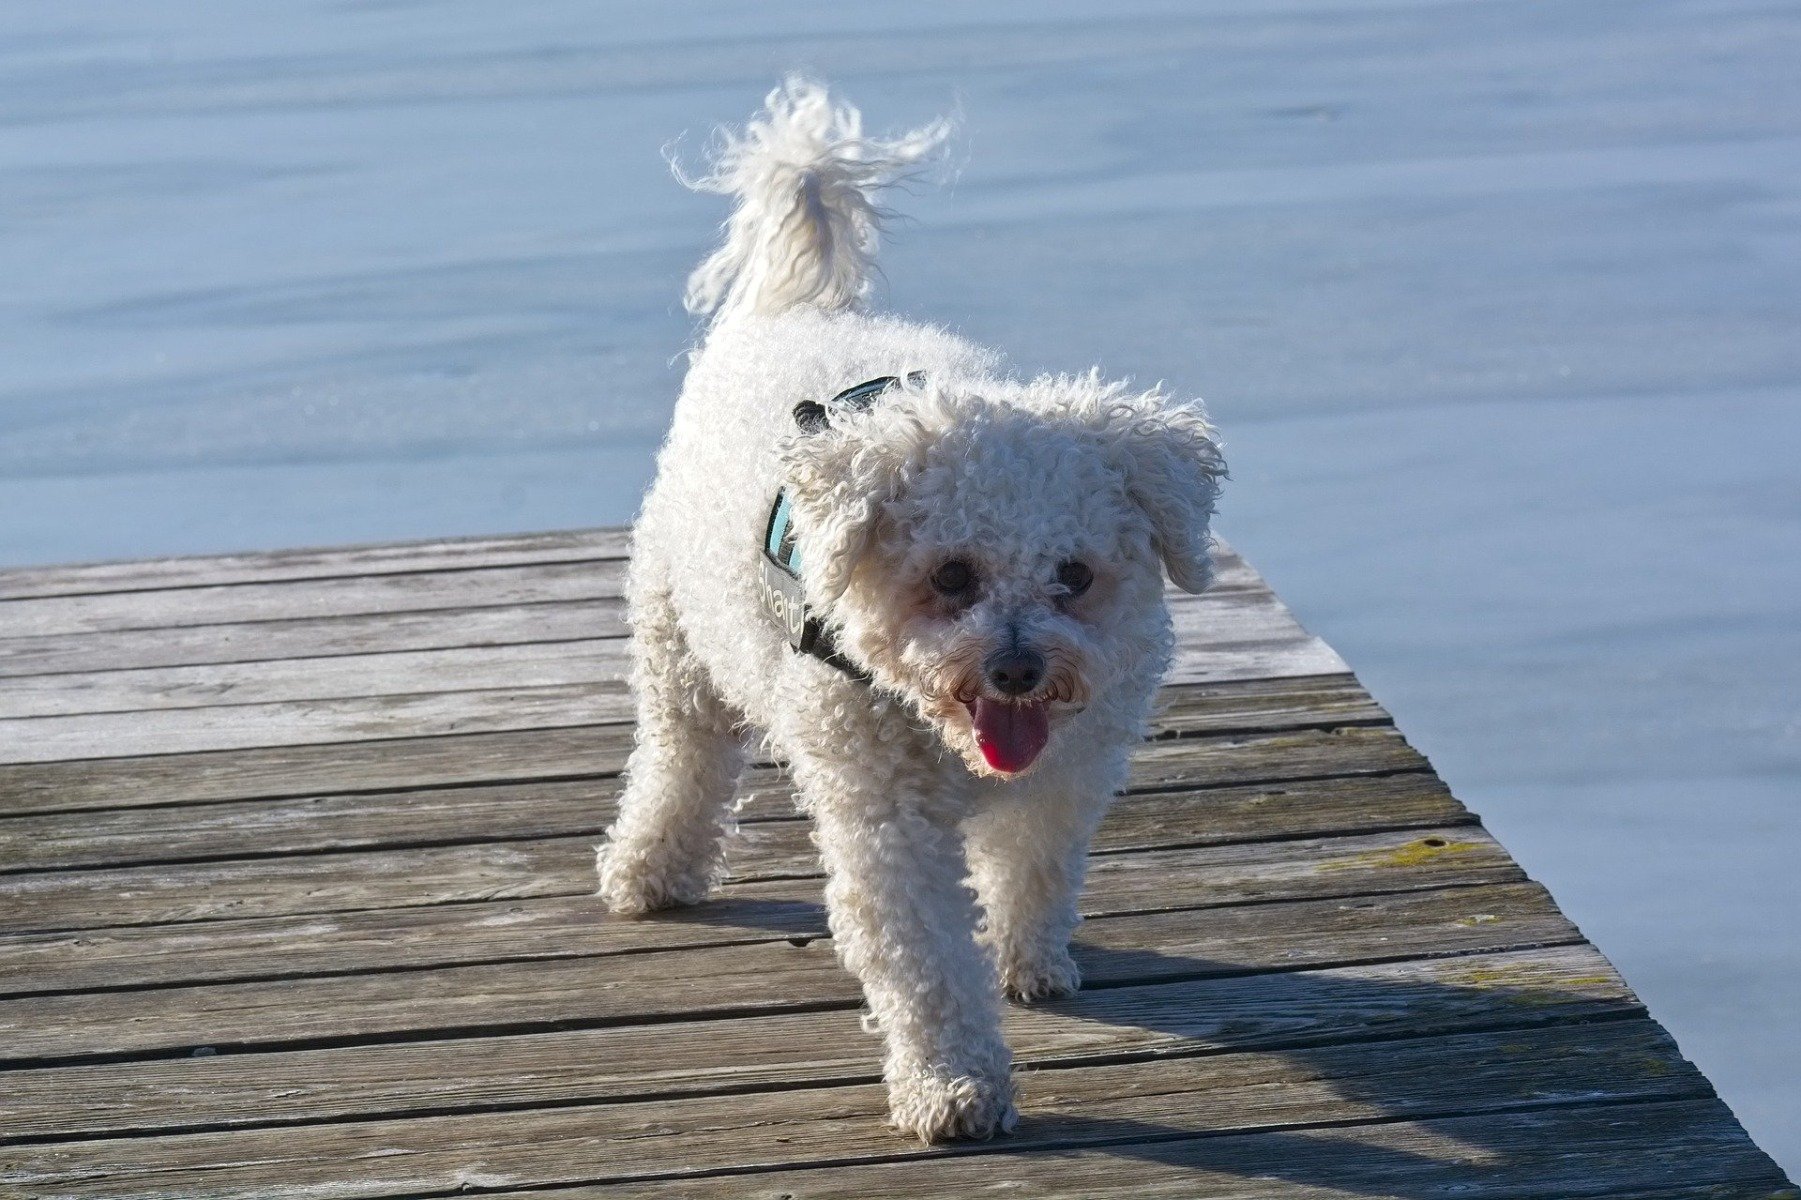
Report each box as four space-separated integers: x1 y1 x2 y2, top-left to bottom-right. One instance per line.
792 370 926 434
760 373 924 682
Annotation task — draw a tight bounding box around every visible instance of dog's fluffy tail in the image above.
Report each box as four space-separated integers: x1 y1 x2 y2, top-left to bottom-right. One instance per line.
678 77 952 324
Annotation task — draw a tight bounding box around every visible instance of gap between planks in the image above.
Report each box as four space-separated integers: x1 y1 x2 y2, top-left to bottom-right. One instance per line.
0 760 1443 877
467 1100 1795 1200
0 540 1261 641
0 673 1390 816
0 936 1629 1143
0 1024 1720 1200
0 583 1303 716
0 580 1325 720
0 627 1345 763
0 529 1788 1198
0 772 1467 998
0 737 1457 934
0 832 1531 1065
0 528 633 601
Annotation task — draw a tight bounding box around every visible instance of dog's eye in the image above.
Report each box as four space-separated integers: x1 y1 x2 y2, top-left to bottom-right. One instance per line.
1056 560 1094 597
931 559 975 595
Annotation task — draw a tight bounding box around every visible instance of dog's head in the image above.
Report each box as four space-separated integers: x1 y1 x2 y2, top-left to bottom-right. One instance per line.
780 374 1225 778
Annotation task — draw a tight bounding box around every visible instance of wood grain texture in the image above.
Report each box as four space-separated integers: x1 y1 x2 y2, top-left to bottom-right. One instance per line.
0 1023 1709 1198
0 526 1785 1196
0 634 630 715
0 533 1269 605
0 528 633 601
0 598 621 676
0 941 1629 1143
0 585 1307 716
1 788 1483 935
3 724 1425 872
0 673 1391 814
0 617 1335 764
0 781 1476 995
0 681 636 763
0 724 634 815
0 565 1272 683
0 540 1261 641
0 840 1528 1064
0 560 626 639
0 619 1341 765
529 1101 1793 1200
0 762 1453 876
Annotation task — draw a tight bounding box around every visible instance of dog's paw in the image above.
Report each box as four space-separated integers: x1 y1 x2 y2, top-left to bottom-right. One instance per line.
887 1068 1018 1143
1000 945 1082 1004
595 844 710 916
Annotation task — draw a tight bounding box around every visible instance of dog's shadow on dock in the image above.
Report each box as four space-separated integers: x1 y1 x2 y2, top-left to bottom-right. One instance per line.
1011 936 1651 1198
664 897 1680 1198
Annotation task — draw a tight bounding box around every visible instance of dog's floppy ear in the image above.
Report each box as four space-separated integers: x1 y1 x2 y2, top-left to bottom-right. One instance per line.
778 406 926 603
1085 388 1227 594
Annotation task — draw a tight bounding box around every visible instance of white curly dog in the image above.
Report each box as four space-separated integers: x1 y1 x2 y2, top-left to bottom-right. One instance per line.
598 79 1225 1143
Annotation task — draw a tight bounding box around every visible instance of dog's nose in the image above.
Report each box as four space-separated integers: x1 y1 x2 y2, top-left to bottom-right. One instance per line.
985 648 1045 697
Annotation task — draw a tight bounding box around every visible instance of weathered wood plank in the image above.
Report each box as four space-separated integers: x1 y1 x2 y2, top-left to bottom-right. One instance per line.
0 836 1527 1063
0 531 1260 602
0 554 1274 680
0 639 626 720
0 675 1390 814
0 543 1270 641
0 620 1337 764
1142 673 1390 734
552 1101 1793 1200
0 785 1480 996
0 1023 1707 1199
0 725 626 816
0 529 633 601
0 737 1451 934
0 662 1401 764
0 560 626 639
5 773 1470 1006
0 586 1306 717
0 682 630 763
0 764 1449 877
0 817 1497 938
0 526 1784 1196
0 650 1343 761
0 906 1612 1139
1592 1181 1801 1189
0 599 620 677
1162 631 1346 684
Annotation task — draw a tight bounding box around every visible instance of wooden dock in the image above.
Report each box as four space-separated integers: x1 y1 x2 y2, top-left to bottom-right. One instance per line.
0 527 1792 1199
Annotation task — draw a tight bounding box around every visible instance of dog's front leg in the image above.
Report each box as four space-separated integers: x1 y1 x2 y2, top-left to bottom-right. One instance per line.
796 752 1016 1143
966 751 1122 1003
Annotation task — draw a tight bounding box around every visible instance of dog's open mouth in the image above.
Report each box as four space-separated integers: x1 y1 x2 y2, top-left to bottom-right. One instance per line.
966 698 1051 774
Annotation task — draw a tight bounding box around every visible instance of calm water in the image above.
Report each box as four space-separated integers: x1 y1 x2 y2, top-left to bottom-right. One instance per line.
3 0 1796 1167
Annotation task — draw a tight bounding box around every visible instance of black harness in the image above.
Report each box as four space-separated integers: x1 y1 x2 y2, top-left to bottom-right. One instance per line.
760 372 925 682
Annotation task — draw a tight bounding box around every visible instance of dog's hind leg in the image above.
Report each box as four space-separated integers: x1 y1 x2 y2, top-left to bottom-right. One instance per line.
965 746 1127 1003
597 570 744 915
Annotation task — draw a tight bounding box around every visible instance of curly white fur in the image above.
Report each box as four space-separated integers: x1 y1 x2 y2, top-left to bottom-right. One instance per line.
678 76 953 323
598 79 1225 1143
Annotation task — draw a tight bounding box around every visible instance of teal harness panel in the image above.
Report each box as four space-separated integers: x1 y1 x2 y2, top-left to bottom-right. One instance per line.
765 491 802 573
757 373 923 681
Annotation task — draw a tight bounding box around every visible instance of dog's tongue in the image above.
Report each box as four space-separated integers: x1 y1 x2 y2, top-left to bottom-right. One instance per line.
970 699 1051 774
